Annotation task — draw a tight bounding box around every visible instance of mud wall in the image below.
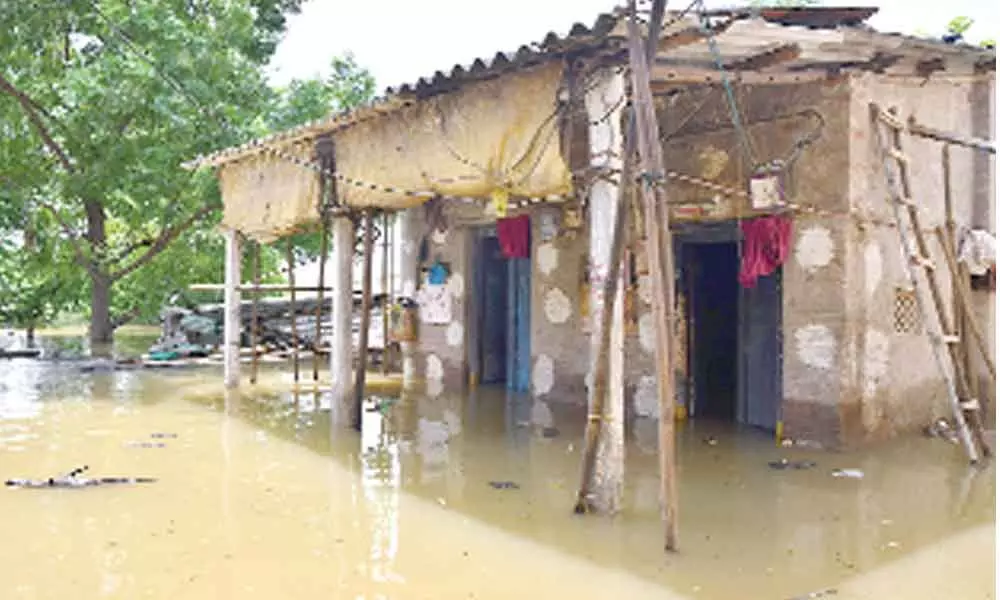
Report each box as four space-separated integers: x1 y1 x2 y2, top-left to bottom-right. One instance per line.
844 73 996 444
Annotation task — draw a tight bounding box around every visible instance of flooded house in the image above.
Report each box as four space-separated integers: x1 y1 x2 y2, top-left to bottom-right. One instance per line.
185 5 995 455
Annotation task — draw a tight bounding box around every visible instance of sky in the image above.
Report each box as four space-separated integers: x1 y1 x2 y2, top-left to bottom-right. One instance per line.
267 0 998 89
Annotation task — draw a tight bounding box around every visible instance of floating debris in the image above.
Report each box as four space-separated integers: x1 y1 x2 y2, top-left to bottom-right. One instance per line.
703 436 719 446
787 588 837 600
923 418 959 444
488 481 520 490
150 433 178 439
125 441 166 449
5 466 157 489
781 438 823 450
831 468 864 479
768 459 817 470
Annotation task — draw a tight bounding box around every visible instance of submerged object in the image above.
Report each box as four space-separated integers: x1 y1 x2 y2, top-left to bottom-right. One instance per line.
488 481 520 490
768 458 817 470
5 466 156 489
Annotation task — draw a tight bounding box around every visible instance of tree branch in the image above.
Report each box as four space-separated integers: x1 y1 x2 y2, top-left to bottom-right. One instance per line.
110 204 217 281
36 200 100 278
111 305 143 330
0 72 75 173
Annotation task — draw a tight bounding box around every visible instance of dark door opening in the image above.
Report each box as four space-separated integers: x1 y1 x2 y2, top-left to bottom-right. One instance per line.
686 242 740 420
477 236 508 385
473 231 532 391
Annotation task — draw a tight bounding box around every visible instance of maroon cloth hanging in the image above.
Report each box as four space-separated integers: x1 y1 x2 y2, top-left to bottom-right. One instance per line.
496 215 531 259
739 215 793 288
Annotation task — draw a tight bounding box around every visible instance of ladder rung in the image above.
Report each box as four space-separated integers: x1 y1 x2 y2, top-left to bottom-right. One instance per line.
895 196 916 207
940 335 961 344
909 254 935 270
960 399 980 411
888 148 908 162
877 110 905 130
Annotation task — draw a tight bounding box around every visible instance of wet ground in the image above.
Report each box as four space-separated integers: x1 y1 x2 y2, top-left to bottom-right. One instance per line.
0 336 995 599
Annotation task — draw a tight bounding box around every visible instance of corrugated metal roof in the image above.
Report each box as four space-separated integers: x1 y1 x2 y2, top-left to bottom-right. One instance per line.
185 5 995 170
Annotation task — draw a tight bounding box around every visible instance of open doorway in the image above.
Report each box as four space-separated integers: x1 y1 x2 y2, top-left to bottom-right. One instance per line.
473 230 532 391
680 226 782 432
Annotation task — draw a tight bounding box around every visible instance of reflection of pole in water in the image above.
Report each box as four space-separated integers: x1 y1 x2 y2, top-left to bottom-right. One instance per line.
953 464 983 518
360 410 402 585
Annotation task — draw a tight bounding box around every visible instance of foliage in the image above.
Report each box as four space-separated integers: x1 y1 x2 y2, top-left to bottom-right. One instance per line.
0 0 303 340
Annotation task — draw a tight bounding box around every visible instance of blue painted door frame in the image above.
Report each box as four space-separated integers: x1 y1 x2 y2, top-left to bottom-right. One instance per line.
506 256 532 392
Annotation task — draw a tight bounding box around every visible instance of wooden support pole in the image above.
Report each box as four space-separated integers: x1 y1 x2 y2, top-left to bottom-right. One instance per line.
223 229 242 388
397 208 423 386
250 241 261 384
314 215 329 381
330 215 355 418
908 115 996 155
941 146 974 394
575 71 631 516
353 209 376 431
935 227 996 382
382 212 391 374
626 0 680 551
286 238 300 382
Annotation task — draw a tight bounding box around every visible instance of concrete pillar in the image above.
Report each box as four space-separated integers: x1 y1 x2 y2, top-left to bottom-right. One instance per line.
584 67 627 513
223 229 242 388
397 207 424 387
330 215 355 408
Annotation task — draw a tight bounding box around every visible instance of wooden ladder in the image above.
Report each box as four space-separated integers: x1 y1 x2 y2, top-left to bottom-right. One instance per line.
870 104 992 464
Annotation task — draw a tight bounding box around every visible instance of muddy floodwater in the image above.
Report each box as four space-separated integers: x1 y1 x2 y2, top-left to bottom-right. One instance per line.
0 344 995 599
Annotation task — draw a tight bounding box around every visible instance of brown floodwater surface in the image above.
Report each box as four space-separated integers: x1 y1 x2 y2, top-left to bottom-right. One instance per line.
0 352 994 600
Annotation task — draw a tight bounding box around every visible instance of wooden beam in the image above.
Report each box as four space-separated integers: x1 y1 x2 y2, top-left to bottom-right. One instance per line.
650 64 836 85
788 51 903 74
190 283 336 292
907 115 996 155
724 42 801 71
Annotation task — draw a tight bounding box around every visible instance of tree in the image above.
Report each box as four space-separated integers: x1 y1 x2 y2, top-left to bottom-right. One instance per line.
0 0 302 349
942 16 994 47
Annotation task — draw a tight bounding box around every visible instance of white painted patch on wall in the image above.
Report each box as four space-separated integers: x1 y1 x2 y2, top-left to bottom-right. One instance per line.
862 329 890 398
637 274 653 305
431 228 448 246
402 281 416 298
530 400 554 427
425 354 444 381
426 378 444 398
794 324 836 370
634 375 659 419
447 272 464 298
795 226 834 272
864 241 882 299
638 312 655 353
543 287 571 324
532 354 555 395
536 242 559 275
445 321 464 347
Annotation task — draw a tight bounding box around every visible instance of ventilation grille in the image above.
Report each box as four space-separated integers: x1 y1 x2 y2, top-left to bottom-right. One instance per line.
893 287 922 334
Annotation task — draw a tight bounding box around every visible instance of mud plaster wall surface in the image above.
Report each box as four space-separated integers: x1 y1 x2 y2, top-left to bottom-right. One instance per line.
845 73 996 442
530 207 590 400
657 82 853 445
413 224 469 395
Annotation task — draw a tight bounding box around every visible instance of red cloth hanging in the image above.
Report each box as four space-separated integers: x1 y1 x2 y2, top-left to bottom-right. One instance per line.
739 215 793 288
496 215 531 259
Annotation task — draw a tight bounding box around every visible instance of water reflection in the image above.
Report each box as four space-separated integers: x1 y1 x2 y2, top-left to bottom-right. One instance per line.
0 351 994 600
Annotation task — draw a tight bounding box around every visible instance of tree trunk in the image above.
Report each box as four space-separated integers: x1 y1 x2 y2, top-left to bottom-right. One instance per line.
85 199 114 353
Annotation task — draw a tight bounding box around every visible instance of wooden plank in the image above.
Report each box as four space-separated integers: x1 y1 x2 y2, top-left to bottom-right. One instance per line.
626 0 679 551
650 65 835 85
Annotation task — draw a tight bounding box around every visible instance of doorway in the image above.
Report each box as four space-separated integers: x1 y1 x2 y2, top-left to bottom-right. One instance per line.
473 231 532 391
680 225 782 431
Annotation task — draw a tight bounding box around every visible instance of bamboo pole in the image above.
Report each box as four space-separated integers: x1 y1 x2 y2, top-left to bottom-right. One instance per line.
286 239 300 383
941 147 975 397
382 212 391 374
313 215 329 381
907 115 996 155
353 209 376 431
250 241 261 384
574 112 635 516
189 284 335 292
935 227 996 381
626 0 680 551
